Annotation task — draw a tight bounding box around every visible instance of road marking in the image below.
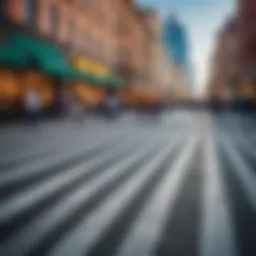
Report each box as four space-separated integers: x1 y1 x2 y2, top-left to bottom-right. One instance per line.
49 135 184 256
0 133 150 224
232 134 256 161
0 130 133 186
220 135 256 210
0 135 171 256
116 135 198 256
199 132 237 256
0 122 106 165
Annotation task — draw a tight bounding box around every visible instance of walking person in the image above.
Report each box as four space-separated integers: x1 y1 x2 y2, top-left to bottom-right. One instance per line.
105 93 120 119
71 97 84 123
25 88 42 125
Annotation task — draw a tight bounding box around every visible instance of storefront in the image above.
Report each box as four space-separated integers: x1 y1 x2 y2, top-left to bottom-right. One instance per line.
71 57 123 109
0 18 123 118
0 31 83 116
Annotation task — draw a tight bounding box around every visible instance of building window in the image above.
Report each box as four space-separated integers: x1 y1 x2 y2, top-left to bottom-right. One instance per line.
23 0 37 26
49 4 59 38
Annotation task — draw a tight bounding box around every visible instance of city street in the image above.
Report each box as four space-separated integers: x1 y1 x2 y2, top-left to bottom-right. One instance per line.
0 110 255 256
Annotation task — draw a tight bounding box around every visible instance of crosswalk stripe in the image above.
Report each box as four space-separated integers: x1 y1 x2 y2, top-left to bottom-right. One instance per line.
0 133 171 256
230 135 256 175
49 134 185 256
230 134 256 162
28 137 168 256
199 132 237 256
0 127 95 170
219 143 256 256
0 130 137 191
3 112 254 256
220 135 256 210
0 122 92 162
219 129 256 151
0 125 134 172
115 135 199 256
0 132 153 226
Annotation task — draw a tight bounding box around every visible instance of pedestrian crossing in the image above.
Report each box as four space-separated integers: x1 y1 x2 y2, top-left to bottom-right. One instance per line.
0 134 160 224
113 136 198 256
200 132 237 256
0 123 133 169
0 113 255 256
215 115 256 256
219 136 256 209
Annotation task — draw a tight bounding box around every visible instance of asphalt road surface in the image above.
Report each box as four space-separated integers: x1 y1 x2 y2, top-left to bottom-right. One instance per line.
0 110 255 256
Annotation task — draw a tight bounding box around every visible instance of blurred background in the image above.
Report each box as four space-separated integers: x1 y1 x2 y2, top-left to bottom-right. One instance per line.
0 0 192 119
0 1 256 256
0 0 254 116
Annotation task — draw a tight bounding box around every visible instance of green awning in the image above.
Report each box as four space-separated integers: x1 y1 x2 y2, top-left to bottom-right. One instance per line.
105 76 124 89
0 45 27 67
9 33 74 77
9 33 103 82
42 62 92 82
10 33 62 60
5 33 125 88
81 75 124 90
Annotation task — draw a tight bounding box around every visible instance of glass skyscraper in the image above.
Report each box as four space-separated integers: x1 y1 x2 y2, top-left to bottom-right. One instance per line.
162 16 189 72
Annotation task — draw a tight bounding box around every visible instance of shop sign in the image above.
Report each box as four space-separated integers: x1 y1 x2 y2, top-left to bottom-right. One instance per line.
73 57 109 77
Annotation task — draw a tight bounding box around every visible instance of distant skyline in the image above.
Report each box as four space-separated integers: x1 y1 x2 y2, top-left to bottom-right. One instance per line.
136 0 235 96
162 17 189 70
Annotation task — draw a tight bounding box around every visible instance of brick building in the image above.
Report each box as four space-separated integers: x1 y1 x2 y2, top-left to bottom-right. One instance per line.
0 0 123 113
141 9 162 89
208 18 239 100
1 0 119 74
113 0 149 89
238 0 256 73
1 0 175 109
237 0 256 102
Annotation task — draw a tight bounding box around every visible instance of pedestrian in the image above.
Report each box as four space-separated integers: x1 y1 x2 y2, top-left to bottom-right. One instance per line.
104 89 120 119
25 88 42 125
71 98 84 123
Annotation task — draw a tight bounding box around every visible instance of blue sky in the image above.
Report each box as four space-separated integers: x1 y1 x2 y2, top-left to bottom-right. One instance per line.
135 0 235 96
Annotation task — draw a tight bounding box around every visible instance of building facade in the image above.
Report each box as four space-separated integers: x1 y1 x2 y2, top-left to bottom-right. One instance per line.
162 16 189 71
238 0 256 73
0 0 122 112
162 15 192 96
2 0 118 74
1 0 190 109
114 0 148 89
237 0 256 102
208 18 239 101
142 9 163 89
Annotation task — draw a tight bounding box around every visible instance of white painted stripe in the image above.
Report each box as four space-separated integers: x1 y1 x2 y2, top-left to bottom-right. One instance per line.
116 135 198 256
220 135 256 210
199 131 237 256
0 122 98 163
234 135 256 160
0 130 132 186
220 129 256 149
0 135 168 256
50 135 185 256
0 131 88 167
0 133 150 223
